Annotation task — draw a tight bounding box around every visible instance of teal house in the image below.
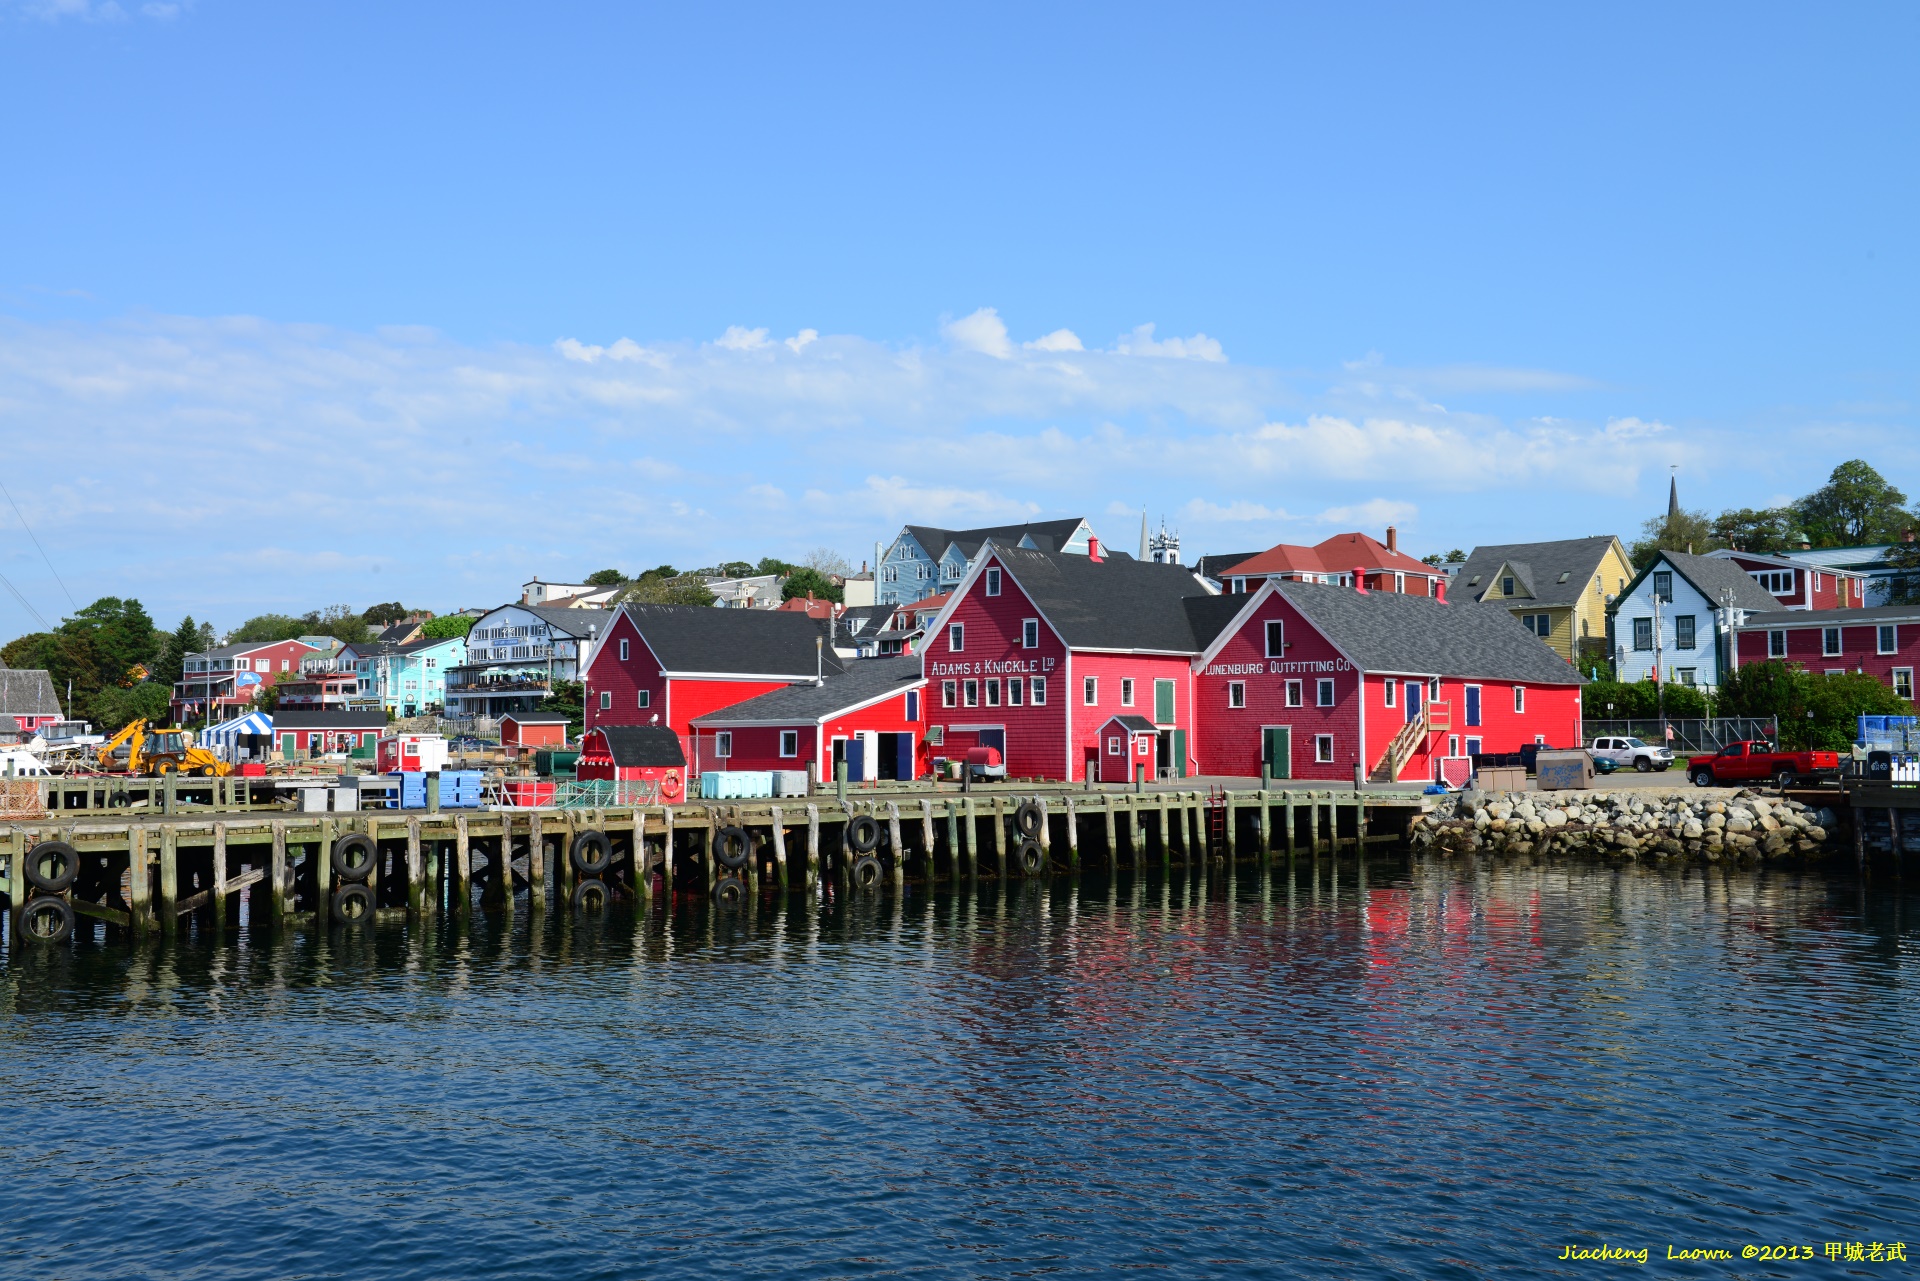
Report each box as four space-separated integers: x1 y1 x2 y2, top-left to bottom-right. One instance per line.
340 634 468 717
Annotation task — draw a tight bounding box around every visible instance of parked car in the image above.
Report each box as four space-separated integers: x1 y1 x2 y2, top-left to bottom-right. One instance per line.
1588 736 1674 772
1686 741 1842 790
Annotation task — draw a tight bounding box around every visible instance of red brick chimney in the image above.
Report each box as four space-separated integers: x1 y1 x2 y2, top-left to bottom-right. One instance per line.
1353 566 1369 594
1385 525 1398 554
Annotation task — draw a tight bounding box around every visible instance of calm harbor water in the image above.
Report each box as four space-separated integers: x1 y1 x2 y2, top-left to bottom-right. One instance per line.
3 859 1917 1279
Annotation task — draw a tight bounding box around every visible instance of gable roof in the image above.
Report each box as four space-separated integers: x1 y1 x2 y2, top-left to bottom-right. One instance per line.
272 708 389 729
987 545 1219 652
1273 580 1584 684
1101 713 1158 734
1737 603 1920 629
1194 552 1259 582
520 604 610 637
690 656 924 726
376 622 422 644
1452 536 1624 606
1231 531 1435 580
900 518 1088 565
616 603 846 677
193 639 321 661
0 668 62 716
583 724 687 767
1617 550 1780 614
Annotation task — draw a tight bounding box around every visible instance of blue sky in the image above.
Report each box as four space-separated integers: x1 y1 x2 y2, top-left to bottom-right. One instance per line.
1 1 1915 635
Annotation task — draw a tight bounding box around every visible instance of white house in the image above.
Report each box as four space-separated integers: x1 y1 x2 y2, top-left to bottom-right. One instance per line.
443 604 607 718
1608 551 1778 690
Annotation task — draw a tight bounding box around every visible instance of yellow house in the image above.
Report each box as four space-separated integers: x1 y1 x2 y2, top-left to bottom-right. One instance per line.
1452 536 1634 665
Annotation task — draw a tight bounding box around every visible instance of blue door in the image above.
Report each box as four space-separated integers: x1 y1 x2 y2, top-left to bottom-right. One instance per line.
1465 686 1481 727
845 738 863 780
1404 680 1422 723
895 734 914 780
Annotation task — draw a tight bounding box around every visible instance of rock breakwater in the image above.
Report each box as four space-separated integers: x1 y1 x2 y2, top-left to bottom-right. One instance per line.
1409 788 1840 862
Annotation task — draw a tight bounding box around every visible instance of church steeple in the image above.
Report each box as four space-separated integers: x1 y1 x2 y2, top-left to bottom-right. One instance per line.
1139 510 1150 560
1668 470 1680 524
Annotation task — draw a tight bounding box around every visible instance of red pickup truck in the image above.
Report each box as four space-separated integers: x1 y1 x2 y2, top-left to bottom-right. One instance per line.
1687 740 1841 789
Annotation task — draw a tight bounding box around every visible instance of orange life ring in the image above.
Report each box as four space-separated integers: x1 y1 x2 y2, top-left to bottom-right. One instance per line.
659 769 683 800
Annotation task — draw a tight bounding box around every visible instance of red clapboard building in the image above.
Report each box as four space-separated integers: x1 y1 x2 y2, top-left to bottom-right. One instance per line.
1706 550 1867 611
688 655 927 782
1733 605 1920 702
582 603 840 766
1190 577 1586 782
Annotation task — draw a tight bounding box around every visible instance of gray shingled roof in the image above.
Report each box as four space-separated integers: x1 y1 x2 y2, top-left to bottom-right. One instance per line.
619 603 847 677
690 656 923 726
1195 552 1260 582
991 546 1218 651
1630 551 1781 614
903 518 1087 565
521 604 610 637
1103 714 1157 733
1275 580 1584 684
0 668 63 717
1739 603 1920 628
272 708 389 729
586 724 687 768
1453 536 1623 607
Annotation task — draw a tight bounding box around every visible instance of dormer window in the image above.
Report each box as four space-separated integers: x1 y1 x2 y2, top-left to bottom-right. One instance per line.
1501 576 1515 596
1467 575 1480 587
1556 571 1570 583
1653 571 1673 603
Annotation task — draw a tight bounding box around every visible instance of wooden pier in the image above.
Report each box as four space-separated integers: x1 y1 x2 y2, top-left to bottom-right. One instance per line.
0 785 1424 945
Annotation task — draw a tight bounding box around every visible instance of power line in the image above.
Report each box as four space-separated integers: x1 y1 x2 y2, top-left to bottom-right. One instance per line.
0 477 77 611
0 565 51 632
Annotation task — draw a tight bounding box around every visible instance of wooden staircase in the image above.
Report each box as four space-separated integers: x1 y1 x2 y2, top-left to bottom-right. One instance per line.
1370 701 1451 783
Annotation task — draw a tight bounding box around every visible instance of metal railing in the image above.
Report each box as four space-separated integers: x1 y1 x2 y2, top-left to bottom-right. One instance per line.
1579 717 1780 754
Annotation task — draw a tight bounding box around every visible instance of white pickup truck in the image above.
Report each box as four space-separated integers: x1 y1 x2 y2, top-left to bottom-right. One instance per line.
1588 735 1675 773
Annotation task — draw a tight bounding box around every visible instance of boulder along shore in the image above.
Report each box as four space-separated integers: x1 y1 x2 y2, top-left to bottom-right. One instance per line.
1409 788 1841 862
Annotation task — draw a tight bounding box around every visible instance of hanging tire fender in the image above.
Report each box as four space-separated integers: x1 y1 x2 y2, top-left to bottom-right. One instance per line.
570 829 613 877
330 883 374 924
1016 838 1045 876
24 841 79 894
715 826 750 870
1014 802 1043 838
21 895 74 943
847 815 881 853
331 832 377 883
850 855 883 889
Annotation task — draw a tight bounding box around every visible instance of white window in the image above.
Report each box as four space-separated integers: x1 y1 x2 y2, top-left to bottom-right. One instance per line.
942 680 956 708
1826 668 1845 677
1769 630 1787 658
1031 676 1047 705
637 689 650 709
620 639 629 661
236 658 251 671
281 659 290 671
715 732 732 759
1022 619 1039 648
779 730 798 757
1677 668 1696 686
1084 676 1097 705
1286 679 1303 708
1121 678 1135 706
599 691 612 710
986 679 1001 707
1823 627 1842 657
1265 620 1284 657
1384 680 1396 708
1008 677 1024 706
985 568 1001 597
1652 571 1672 602
1315 734 1334 764
1316 678 1334 707
963 680 978 707
1107 735 1123 756
1514 686 1525 714
949 623 964 652
1395 572 1405 593
1895 669 1913 700
1228 681 1245 709
1878 625 1897 655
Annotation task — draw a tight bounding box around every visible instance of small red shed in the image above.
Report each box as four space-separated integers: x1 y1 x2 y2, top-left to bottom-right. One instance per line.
501 713 570 753
575 725 689 801
1096 714 1158 783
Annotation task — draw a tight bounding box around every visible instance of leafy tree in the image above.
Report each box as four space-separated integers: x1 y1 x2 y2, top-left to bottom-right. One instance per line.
1445 548 1467 564
585 569 627 586
1883 539 1920 606
537 679 584 737
1791 460 1913 547
252 679 285 713
363 602 410 626
802 547 853 577
2 597 159 725
152 615 202 687
1803 671 1911 752
1420 549 1468 567
1583 679 1660 719
1629 507 1718 569
716 560 756 578
229 613 307 643
1709 507 1795 553
755 556 795 577
420 614 476 640
1420 552 1444 567
781 566 842 603
89 681 172 736
303 605 370 645
643 564 677 580
622 574 717 607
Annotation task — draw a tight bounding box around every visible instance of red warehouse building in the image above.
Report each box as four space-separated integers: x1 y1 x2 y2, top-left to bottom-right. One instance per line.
1189 578 1586 783
273 709 389 759
688 656 927 782
922 544 1221 781
1734 605 1920 701
582 603 841 764
174 639 321 722
1706 550 1866 611
575 725 690 799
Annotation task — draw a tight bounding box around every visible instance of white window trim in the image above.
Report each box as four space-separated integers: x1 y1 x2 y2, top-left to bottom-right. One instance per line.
943 680 957 708
1514 686 1526 714
779 730 799 758
1286 679 1303 708
637 690 650 709
715 732 732 759
986 679 1000 707
1823 628 1842 657
1384 680 1396 708
949 623 964 652
1769 630 1787 658
1228 681 1245 709
985 568 1001 597
1315 734 1334 764
1894 668 1913 700
1121 678 1135 707
1022 619 1039 649
1878 625 1898 655
599 691 612 710
1316 678 1334 707
1031 676 1047 706
1084 676 1097 706
963 679 979 707
619 638 629 661
1265 620 1284 658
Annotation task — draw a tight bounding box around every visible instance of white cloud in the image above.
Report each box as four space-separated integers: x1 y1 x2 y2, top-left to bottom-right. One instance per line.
1183 499 1296 523
1315 499 1418 527
1025 328 1084 353
942 307 1013 359
785 329 818 354
716 326 771 351
1114 323 1226 362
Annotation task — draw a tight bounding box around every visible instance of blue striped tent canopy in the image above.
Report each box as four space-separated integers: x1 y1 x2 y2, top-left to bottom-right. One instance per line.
202 711 274 759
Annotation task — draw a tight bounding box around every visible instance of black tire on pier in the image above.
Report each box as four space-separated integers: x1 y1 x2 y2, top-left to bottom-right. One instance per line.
108 791 130 808
1016 838 1045 876
570 830 613 876
715 826 750 870
851 856 883 889
714 875 746 907
1014 801 1043 838
330 832 377 883
847 815 881 853
571 878 609 913
24 841 79 894
21 895 74 944
330 883 374 924
1691 768 1714 788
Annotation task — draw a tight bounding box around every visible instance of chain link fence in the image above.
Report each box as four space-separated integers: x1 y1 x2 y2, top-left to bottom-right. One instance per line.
1580 717 1780 754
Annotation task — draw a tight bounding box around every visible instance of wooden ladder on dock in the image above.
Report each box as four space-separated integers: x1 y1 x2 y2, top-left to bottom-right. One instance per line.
1206 787 1228 856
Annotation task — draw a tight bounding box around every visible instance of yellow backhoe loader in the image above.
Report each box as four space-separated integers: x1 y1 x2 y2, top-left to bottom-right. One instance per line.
95 718 232 777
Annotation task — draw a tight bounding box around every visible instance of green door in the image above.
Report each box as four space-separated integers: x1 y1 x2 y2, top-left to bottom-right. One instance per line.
1172 728 1188 779
1154 678 1175 725
279 732 297 756
1264 727 1291 780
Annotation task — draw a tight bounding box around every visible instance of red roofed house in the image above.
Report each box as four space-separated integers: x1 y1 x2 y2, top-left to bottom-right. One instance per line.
174 639 322 723
1216 527 1442 597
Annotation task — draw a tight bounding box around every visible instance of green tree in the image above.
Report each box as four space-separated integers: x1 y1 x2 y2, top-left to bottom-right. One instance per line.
363 602 410 626
585 569 627 586
620 570 716 607
537 679 584 737
420 614 476 640
3 597 160 725
1710 507 1795 553
1803 671 1912 751
230 613 307 643
1883 539 1920 606
781 566 841 603
1629 507 1718 569
716 561 755 578
1791 460 1912 547
152 615 202 687
755 556 795 577
302 605 370 645
89 681 172 736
